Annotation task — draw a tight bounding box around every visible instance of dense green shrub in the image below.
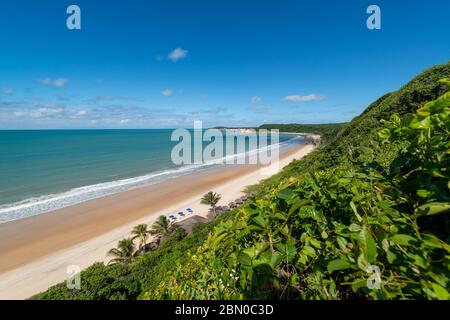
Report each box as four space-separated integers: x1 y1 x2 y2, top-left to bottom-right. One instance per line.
145 79 449 300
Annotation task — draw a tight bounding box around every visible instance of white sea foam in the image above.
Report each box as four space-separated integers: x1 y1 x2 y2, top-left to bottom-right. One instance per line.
0 136 302 224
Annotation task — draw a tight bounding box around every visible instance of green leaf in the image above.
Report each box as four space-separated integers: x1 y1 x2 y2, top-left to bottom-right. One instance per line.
251 215 266 229
416 107 430 117
423 233 450 253
274 240 297 260
350 201 362 222
238 247 257 267
416 202 450 216
297 253 308 265
277 188 294 200
358 229 377 263
337 236 348 251
351 278 369 292
378 128 391 139
410 116 431 129
349 223 362 232
212 233 228 247
431 283 450 300
274 212 287 221
416 189 433 198
290 273 298 286
386 250 397 264
430 91 450 112
391 234 417 246
301 245 316 258
310 238 322 249
327 258 353 273
407 253 426 268
281 224 290 236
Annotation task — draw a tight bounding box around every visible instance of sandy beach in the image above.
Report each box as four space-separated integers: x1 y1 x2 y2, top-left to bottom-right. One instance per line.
0 143 315 299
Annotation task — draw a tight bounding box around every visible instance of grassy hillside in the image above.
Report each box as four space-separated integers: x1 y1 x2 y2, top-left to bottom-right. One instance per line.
33 62 450 300
277 63 450 178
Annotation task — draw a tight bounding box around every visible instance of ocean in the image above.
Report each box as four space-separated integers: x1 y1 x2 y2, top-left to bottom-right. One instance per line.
0 129 303 223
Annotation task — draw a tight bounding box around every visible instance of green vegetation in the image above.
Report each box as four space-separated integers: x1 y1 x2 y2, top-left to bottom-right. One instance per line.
145 75 449 299
106 215 175 268
270 63 450 182
259 123 345 142
149 215 174 237
107 238 137 266
131 224 150 251
31 211 235 300
33 62 450 300
201 191 222 216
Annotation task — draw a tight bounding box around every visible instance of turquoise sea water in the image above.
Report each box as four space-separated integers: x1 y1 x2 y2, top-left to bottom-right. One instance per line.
0 130 303 223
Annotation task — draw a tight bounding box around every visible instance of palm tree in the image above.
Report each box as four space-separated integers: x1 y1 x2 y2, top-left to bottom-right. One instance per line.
201 191 221 216
107 238 136 265
131 223 150 250
149 215 174 238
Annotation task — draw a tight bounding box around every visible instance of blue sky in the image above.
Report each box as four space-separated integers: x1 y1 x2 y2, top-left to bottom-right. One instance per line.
0 0 449 129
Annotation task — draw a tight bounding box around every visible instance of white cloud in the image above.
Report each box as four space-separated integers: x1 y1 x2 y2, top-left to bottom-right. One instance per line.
284 94 326 103
1 88 13 95
39 77 69 88
251 96 262 105
249 95 269 113
167 48 188 62
161 89 173 97
119 119 130 124
69 110 88 119
14 107 63 118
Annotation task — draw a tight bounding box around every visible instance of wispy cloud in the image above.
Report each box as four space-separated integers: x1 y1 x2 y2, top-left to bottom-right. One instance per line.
161 89 173 97
249 95 269 113
14 107 64 119
251 96 262 105
1 88 13 95
189 107 227 115
167 47 188 62
82 95 142 105
283 94 326 103
39 78 69 88
119 119 130 124
95 95 140 101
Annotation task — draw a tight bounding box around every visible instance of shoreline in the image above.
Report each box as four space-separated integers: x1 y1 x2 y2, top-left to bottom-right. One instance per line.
0 134 303 225
0 142 315 299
